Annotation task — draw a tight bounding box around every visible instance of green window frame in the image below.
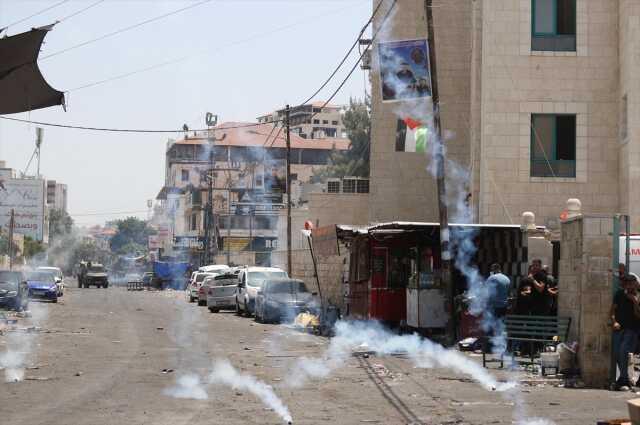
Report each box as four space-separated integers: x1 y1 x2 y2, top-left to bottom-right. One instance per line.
530 114 576 178
531 0 576 51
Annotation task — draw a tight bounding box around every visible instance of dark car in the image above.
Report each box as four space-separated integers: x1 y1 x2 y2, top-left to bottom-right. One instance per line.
26 271 58 302
254 278 318 323
0 270 29 311
81 264 109 288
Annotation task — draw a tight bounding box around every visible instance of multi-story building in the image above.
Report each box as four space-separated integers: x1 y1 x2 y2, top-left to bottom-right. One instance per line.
257 102 346 140
155 121 349 264
369 0 636 230
46 180 68 212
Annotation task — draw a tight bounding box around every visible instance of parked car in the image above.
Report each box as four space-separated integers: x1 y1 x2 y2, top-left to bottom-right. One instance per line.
80 264 109 288
26 271 59 302
187 272 214 304
37 266 64 296
254 278 318 323
0 270 29 311
206 270 240 313
236 267 287 316
198 264 229 273
197 273 220 306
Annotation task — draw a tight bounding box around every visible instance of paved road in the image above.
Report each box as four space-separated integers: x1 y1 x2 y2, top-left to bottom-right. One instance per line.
0 283 635 425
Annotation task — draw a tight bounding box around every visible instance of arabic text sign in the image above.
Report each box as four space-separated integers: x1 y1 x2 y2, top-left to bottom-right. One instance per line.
0 179 45 241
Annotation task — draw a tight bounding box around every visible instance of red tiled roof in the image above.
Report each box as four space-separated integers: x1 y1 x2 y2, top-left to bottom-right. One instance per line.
174 122 350 150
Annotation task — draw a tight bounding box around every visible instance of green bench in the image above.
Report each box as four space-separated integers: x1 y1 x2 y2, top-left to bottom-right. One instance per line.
482 314 571 371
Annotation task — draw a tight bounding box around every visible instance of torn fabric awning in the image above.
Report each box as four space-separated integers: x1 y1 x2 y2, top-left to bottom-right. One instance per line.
0 24 65 114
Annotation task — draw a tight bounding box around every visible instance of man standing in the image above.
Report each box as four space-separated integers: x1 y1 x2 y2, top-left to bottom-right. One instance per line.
486 263 511 318
610 273 640 391
529 259 550 316
484 263 511 354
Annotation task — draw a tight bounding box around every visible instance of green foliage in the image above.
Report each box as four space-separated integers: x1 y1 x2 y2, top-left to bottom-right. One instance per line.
49 209 74 242
23 236 45 259
314 97 371 181
109 217 154 255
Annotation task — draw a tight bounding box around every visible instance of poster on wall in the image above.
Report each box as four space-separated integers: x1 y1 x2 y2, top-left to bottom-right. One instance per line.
378 39 432 102
395 117 430 153
0 178 46 241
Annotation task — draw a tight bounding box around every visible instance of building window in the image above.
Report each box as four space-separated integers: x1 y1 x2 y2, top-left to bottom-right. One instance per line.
531 0 576 52
331 120 339 125
313 119 320 124
530 114 576 178
191 213 197 231
621 94 628 142
181 169 189 182
322 120 329 124
313 107 322 113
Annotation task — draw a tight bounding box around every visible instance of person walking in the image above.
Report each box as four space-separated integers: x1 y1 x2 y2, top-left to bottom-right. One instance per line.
610 273 640 391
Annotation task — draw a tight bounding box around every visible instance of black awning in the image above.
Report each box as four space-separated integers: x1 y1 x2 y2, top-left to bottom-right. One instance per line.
0 24 65 114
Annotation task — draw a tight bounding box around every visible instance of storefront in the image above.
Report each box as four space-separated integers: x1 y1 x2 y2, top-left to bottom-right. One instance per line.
338 222 528 335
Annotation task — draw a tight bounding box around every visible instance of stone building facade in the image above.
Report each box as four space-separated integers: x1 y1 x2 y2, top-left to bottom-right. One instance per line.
370 0 639 230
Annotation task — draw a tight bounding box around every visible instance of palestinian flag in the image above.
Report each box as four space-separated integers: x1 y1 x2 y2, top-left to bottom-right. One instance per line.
395 117 429 153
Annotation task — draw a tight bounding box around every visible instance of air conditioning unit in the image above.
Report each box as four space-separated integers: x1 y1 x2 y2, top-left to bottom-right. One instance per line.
326 179 340 193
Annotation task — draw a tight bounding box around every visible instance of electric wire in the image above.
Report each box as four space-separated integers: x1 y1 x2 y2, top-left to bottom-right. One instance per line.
1 0 70 31
68 0 367 93
41 0 214 60
0 0 388 134
57 0 106 23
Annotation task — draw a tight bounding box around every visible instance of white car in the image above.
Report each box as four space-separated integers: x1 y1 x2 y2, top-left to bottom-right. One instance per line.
37 266 64 296
235 267 288 317
187 272 215 304
206 270 240 313
198 264 229 273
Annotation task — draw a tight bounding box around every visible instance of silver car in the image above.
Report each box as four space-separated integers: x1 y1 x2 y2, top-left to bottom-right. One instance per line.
206 271 240 313
186 272 214 304
235 267 287 317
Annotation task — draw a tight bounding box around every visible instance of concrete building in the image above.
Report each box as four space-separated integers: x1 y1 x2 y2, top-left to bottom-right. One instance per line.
46 180 68 212
257 102 346 140
155 122 350 264
369 0 636 230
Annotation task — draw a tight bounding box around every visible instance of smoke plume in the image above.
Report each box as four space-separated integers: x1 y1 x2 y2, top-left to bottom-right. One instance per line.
209 360 292 424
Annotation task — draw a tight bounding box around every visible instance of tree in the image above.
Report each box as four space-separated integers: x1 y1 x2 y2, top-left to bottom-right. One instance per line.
314 97 371 181
109 217 154 255
49 209 74 242
23 236 45 259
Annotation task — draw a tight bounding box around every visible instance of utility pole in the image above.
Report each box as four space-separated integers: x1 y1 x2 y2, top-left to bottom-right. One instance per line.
285 105 292 276
203 115 225 266
8 209 15 271
426 0 455 343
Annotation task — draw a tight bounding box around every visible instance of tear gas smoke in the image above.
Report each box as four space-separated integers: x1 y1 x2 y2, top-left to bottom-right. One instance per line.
163 373 208 400
287 320 514 392
209 360 292 424
0 302 47 382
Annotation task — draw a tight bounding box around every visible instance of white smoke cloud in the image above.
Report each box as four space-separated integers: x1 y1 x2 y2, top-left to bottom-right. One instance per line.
208 360 292 424
163 373 208 400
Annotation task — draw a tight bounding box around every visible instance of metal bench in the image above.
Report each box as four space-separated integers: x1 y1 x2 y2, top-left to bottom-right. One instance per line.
482 314 571 370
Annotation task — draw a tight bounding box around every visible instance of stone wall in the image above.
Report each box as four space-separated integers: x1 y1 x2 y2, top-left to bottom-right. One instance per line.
559 214 614 388
271 247 349 314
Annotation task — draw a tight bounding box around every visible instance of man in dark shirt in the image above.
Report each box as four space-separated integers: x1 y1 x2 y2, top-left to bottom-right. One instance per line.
529 259 551 315
610 273 640 390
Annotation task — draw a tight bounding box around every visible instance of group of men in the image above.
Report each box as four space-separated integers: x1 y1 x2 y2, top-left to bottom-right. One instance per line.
516 259 558 316
610 265 640 391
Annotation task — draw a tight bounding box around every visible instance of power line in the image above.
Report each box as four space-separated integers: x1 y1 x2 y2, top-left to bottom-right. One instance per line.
1 0 70 31
57 0 106 23
0 0 387 135
67 1 367 93
41 0 215 60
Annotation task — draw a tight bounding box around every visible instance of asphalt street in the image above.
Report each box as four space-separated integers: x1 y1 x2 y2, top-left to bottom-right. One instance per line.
0 282 636 425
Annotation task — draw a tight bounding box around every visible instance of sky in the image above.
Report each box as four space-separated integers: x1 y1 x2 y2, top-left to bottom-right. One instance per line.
0 0 372 227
